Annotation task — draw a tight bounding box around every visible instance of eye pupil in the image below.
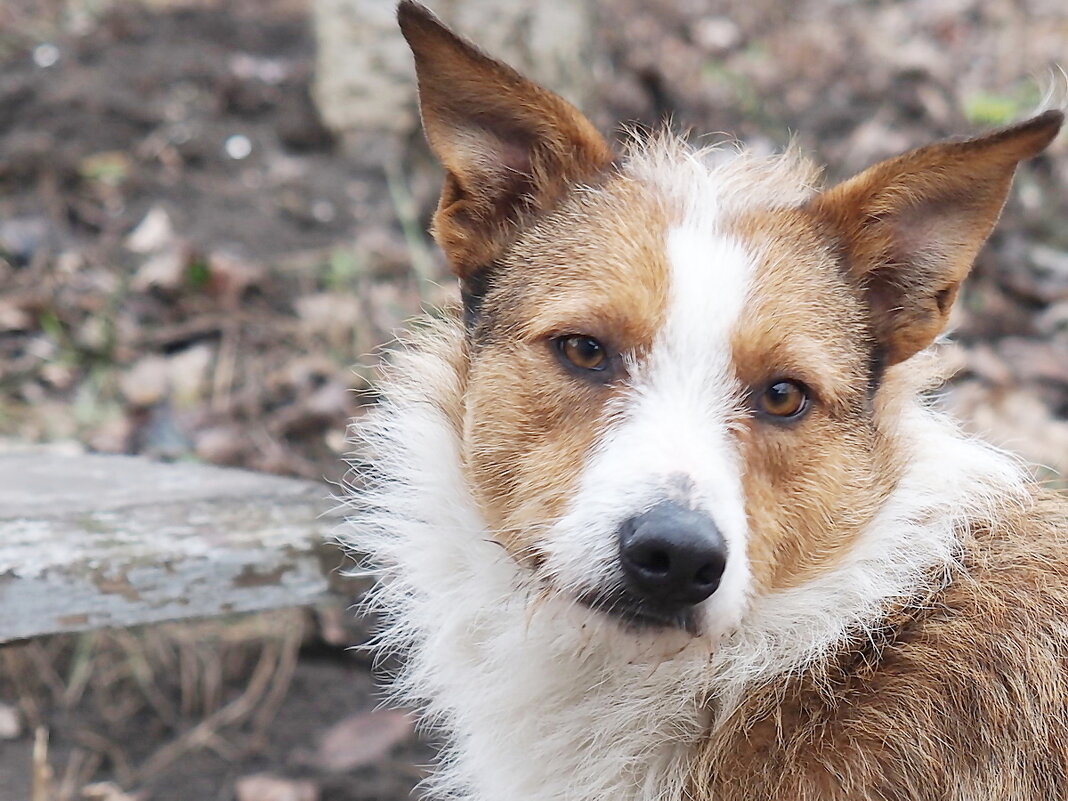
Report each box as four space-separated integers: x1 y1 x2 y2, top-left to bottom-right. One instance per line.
560 335 607 371
760 380 808 419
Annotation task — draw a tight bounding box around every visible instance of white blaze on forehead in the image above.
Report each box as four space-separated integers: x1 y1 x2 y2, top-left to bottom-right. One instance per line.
661 225 751 390
624 222 753 496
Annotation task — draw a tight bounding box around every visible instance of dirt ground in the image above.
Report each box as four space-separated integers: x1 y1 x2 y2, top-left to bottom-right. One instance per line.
2 0 1068 799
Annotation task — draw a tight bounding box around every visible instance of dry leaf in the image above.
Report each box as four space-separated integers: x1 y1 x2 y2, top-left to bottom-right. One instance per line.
126 206 175 254
81 782 144 801
234 774 319 801
301 709 414 773
0 701 20 740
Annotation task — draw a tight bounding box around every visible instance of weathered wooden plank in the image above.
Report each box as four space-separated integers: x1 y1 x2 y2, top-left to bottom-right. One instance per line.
0 453 338 642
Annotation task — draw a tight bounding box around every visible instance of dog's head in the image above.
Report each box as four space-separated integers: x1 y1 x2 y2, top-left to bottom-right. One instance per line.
398 2 1062 642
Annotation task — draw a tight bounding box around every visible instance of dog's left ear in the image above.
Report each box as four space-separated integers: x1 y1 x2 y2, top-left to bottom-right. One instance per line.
809 110 1063 366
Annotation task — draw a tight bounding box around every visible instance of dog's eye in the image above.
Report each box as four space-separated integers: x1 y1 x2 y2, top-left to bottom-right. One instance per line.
557 335 608 371
758 380 809 420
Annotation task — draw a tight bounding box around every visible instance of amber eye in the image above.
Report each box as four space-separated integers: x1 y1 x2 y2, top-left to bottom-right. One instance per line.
557 335 608 372
758 380 809 420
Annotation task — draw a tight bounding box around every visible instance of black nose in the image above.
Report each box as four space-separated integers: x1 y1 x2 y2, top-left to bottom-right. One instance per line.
618 501 727 610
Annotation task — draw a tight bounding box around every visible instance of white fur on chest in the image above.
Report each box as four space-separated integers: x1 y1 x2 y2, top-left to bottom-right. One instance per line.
346 334 1025 801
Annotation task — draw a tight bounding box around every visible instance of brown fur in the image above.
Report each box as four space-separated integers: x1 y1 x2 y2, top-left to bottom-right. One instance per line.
692 492 1068 801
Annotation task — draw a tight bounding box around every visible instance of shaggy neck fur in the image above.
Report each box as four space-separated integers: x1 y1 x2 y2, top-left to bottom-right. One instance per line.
346 320 1026 801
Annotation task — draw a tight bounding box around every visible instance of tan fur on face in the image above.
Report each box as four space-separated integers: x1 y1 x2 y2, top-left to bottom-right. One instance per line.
727 209 900 592
461 177 669 556
716 113 1062 592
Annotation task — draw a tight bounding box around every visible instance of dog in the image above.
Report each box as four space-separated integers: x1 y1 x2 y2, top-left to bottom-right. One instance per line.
345 3 1068 799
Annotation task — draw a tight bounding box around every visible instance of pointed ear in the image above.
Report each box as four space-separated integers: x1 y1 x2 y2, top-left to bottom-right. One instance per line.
398 1 614 281
808 110 1063 367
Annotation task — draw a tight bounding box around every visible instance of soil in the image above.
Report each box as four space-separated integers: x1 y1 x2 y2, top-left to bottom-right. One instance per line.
0 610 434 801
1 0 1067 799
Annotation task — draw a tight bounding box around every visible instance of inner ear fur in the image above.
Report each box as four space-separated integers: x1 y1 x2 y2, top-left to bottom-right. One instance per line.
808 110 1063 367
398 1 614 282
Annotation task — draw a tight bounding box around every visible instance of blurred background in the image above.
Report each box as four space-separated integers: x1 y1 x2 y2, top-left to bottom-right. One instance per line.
1 0 1067 798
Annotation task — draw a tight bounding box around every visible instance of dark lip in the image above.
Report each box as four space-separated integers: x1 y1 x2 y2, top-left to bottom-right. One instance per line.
576 588 700 635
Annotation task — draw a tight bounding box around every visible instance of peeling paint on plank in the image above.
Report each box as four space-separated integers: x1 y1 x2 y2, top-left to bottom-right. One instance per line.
92 569 142 602
233 564 294 588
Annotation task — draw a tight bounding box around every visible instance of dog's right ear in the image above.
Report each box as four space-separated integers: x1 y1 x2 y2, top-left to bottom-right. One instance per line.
398 1 614 282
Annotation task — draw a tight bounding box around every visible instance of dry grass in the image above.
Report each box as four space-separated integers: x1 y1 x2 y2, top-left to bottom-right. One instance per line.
1 610 306 799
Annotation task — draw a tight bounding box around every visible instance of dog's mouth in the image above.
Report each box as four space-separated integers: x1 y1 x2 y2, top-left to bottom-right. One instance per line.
576 588 700 635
